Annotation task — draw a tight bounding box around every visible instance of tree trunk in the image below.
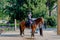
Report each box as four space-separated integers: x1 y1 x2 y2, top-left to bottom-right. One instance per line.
57 0 60 35
49 10 51 16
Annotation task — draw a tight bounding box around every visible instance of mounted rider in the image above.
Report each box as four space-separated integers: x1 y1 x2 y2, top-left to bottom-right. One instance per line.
27 9 33 26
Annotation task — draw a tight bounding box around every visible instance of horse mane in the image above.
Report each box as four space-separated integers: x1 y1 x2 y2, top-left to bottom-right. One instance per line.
34 17 43 25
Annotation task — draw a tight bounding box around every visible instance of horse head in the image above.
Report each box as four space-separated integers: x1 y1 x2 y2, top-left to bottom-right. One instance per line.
35 17 44 25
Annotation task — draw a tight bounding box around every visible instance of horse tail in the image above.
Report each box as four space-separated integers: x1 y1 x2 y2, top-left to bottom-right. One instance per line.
19 24 21 31
19 21 23 30
19 22 22 35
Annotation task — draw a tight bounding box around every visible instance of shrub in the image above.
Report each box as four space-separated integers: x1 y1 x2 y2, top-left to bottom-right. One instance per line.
47 16 57 26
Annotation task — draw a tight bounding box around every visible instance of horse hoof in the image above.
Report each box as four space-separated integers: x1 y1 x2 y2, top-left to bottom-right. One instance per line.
31 36 34 38
20 35 24 37
31 35 34 37
21 35 24 37
40 35 43 36
20 34 24 37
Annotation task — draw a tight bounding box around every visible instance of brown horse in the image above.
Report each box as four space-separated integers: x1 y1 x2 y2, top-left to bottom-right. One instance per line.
19 17 44 37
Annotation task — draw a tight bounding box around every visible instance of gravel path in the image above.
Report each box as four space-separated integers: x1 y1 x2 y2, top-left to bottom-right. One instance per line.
0 28 60 40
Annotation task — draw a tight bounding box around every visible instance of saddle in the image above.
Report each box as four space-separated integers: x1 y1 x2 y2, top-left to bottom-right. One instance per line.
25 20 34 28
25 18 36 28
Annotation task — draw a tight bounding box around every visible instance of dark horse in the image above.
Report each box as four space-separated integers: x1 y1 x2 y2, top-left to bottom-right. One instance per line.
19 17 44 37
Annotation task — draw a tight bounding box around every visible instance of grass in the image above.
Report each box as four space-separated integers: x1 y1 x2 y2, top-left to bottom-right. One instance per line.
0 23 19 27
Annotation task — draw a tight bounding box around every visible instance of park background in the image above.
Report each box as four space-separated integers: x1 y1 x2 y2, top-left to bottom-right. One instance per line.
0 0 57 31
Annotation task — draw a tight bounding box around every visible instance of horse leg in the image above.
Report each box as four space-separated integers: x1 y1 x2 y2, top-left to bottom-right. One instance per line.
19 26 22 36
31 26 36 37
22 27 25 36
39 24 43 36
39 28 43 36
20 29 25 36
31 30 34 37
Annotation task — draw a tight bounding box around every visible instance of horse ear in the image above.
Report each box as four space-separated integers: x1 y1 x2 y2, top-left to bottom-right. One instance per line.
42 18 44 24
41 17 43 18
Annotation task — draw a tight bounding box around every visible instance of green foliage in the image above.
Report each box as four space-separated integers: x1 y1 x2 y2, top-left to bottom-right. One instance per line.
0 0 57 27
47 16 57 26
0 0 9 20
46 0 57 16
3 0 47 22
46 0 57 10
0 23 19 27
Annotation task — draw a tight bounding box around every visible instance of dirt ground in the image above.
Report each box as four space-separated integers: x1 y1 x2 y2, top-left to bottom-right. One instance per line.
0 28 60 40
